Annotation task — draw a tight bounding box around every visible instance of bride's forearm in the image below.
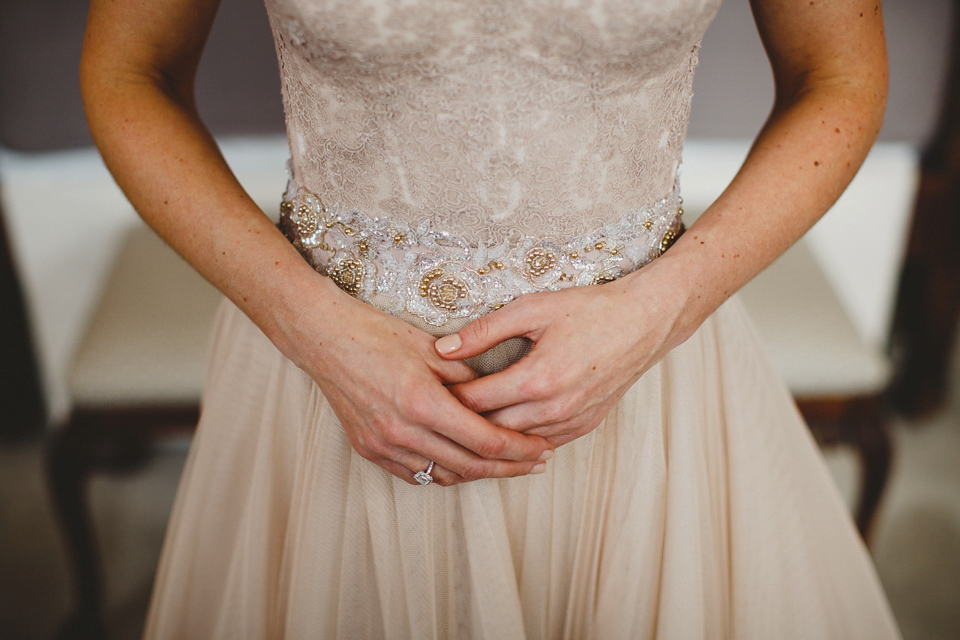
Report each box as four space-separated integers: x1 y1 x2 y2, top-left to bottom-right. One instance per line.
624 0 888 339
81 27 343 362
648 82 885 331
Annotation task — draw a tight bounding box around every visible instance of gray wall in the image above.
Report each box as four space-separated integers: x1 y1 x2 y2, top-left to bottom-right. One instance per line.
689 0 954 143
0 0 952 152
0 0 284 151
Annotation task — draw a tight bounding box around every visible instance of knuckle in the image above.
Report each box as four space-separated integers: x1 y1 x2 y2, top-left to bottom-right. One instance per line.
434 473 457 487
465 315 493 346
350 431 379 459
521 375 552 400
378 420 406 446
354 446 378 462
401 395 432 424
457 460 487 482
364 437 393 459
456 390 484 414
474 433 507 459
550 397 578 423
541 403 566 424
392 428 419 451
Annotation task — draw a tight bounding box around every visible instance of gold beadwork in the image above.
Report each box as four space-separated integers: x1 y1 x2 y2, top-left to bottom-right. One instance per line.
428 277 468 311
279 185 684 325
524 247 558 277
419 268 468 311
419 268 444 297
659 226 683 255
591 272 617 285
296 203 320 236
330 257 365 295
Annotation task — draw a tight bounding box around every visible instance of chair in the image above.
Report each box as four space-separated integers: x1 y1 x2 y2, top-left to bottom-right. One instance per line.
888 2 960 418
0 193 46 442
47 225 222 639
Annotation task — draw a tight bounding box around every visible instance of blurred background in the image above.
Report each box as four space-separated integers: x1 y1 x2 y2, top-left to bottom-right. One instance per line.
1 0 958 638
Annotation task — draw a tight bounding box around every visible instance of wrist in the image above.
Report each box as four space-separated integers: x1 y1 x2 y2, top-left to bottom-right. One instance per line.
620 246 716 346
257 264 350 366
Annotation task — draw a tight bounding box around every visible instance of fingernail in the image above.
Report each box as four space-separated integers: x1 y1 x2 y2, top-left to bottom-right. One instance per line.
530 462 547 474
435 333 462 355
538 450 554 461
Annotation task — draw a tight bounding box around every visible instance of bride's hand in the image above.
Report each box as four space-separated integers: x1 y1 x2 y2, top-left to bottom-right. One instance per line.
435 261 697 447
278 282 554 486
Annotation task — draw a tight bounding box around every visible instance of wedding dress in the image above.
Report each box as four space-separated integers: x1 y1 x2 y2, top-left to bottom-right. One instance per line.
144 1 901 638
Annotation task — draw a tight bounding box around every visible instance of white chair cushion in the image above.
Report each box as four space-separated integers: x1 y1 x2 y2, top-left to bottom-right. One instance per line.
739 239 892 397
69 225 223 407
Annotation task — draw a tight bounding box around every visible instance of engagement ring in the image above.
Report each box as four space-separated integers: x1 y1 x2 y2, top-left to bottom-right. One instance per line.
414 461 435 486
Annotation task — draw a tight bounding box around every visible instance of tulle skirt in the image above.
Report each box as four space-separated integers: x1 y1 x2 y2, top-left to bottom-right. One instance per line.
143 296 900 639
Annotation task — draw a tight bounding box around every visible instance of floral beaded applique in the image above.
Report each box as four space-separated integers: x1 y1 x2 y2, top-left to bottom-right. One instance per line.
280 186 684 326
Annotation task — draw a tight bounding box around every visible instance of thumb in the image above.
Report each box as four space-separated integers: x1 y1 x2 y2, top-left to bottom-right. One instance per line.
434 303 534 360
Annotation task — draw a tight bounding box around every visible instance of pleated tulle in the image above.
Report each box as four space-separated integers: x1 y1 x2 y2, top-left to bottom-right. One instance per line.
143 298 900 639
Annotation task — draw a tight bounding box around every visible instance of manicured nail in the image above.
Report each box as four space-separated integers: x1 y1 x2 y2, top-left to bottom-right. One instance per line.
435 333 462 355
530 462 547 474
538 450 554 461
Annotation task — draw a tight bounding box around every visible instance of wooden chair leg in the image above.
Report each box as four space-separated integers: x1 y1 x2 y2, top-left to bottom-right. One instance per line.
848 399 893 542
47 418 145 639
797 395 894 545
46 422 106 640
46 407 198 640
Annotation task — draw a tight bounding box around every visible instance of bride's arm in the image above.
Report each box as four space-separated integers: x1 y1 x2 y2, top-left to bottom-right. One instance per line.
438 0 888 445
81 0 553 483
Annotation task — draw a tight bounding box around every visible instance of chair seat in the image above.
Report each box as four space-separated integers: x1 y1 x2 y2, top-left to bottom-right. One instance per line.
739 239 892 398
68 226 223 408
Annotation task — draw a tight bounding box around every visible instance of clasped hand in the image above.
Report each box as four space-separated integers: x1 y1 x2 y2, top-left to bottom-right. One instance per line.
304 268 687 486
437 271 686 450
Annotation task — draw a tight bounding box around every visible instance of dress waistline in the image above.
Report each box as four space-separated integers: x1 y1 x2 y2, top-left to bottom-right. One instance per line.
279 186 684 326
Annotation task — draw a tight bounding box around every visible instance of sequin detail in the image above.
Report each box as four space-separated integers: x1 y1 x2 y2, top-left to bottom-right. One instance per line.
280 186 684 326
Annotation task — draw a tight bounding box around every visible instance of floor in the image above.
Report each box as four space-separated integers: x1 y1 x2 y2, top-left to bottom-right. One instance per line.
2 381 960 639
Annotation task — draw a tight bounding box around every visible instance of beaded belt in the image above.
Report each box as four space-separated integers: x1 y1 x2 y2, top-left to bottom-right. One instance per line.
279 186 684 326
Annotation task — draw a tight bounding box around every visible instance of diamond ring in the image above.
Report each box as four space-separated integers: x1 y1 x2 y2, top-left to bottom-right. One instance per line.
414 461 435 486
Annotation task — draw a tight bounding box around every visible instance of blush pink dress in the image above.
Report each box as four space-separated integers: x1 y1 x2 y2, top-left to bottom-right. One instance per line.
143 1 902 638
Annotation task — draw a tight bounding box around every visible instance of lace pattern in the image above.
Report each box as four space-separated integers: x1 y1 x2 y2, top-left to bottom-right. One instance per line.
280 185 684 325
265 0 722 245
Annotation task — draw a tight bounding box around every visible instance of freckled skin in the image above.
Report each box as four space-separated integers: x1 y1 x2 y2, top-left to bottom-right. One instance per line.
81 0 888 482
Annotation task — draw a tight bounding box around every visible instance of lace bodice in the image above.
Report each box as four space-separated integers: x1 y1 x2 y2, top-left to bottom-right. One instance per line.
265 0 722 245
